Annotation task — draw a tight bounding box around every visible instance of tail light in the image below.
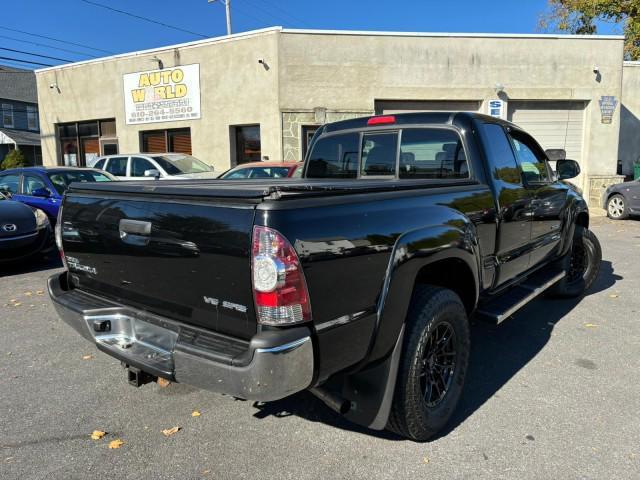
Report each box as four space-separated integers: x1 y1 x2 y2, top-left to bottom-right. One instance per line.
252 226 311 325
54 205 67 269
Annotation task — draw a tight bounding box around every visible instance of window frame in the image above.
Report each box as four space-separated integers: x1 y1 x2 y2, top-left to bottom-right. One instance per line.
506 128 554 187
303 125 472 181
2 104 14 128
130 156 156 177
21 173 47 195
26 105 39 131
104 156 129 177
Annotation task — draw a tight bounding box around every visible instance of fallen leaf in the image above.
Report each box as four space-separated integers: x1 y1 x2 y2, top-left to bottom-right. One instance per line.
36 290 44 295
157 377 171 388
609 294 619 299
13 302 22 307
423 455 430 464
9 298 17 303
191 410 201 417
90 430 106 440
82 354 94 360
202 470 211 475
108 439 124 449
162 426 181 437
24 291 32 296
584 323 599 328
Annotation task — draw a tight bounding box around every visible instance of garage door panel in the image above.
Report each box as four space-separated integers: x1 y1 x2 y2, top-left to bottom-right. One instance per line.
507 101 585 163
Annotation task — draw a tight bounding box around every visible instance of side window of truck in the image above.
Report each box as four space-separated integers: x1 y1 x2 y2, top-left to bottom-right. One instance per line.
480 123 522 185
508 132 552 184
399 128 469 179
306 133 359 178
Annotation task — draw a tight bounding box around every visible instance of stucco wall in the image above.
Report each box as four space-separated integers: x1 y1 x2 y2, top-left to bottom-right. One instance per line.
36 30 281 171
619 62 640 177
278 31 624 190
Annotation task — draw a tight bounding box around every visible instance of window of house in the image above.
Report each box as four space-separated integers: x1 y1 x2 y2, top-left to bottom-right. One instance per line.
56 119 116 166
232 125 261 165
27 105 39 131
399 129 469 179
2 104 14 128
141 128 192 155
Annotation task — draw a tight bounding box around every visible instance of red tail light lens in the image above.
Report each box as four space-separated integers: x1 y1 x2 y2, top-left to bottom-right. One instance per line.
367 115 396 126
252 226 311 325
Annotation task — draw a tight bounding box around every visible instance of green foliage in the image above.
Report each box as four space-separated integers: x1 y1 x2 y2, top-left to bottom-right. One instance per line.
1 149 26 170
540 0 640 59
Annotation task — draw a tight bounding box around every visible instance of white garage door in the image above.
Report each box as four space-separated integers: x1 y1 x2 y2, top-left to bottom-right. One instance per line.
507 101 586 163
376 100 481 114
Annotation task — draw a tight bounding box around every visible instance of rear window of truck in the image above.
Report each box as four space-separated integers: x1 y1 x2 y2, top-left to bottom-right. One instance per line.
306 128 469 180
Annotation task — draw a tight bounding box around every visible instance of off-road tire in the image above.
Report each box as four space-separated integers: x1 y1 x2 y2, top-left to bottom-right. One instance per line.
387 286 470 441
550 225 601 298
607 194 628 220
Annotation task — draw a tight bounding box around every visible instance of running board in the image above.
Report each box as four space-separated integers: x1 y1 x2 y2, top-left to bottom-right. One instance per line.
476 269 565 325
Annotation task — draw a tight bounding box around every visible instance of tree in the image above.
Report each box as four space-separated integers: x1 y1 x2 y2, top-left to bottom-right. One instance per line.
540 0 640 60
1 149 26 170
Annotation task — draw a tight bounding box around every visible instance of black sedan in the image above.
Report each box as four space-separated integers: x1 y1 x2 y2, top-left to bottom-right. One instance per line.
0 192 55 264
602 178 640 220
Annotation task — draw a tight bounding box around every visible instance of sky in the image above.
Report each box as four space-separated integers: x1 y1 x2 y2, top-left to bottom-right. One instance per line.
0 0 624 69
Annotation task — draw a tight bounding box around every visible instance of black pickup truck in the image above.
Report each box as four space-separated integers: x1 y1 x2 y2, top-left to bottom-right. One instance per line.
49 112 601 441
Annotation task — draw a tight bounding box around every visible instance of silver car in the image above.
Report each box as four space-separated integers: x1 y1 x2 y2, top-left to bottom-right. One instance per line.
91 153 217 180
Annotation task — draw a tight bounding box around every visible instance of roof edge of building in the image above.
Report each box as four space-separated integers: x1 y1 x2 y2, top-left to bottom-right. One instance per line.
34 26 284 74
281 28 625 41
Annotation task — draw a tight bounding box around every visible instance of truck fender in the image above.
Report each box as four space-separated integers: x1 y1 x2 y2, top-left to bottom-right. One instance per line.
342 219 480 429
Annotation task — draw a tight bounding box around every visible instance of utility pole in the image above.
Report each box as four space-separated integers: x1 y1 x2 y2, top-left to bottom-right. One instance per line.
208 0 232 35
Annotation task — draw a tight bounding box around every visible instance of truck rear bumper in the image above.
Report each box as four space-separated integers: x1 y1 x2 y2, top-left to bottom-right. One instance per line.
48 272 314 401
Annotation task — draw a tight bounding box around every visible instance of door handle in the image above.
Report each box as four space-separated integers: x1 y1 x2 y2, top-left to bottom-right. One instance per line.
119 219 151 246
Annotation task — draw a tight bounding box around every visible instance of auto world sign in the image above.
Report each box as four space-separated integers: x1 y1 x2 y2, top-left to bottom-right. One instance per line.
123 63 201 125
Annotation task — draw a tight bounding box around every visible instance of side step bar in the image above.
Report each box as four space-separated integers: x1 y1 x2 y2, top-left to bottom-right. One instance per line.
476 269 566 325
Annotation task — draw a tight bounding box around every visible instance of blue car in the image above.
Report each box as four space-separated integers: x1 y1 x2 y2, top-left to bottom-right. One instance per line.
0 167 116 223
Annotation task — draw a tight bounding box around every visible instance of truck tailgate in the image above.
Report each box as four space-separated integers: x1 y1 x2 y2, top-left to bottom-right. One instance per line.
60 190 258 339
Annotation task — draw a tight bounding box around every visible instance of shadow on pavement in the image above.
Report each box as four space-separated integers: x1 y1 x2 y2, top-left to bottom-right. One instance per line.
251 260 621 441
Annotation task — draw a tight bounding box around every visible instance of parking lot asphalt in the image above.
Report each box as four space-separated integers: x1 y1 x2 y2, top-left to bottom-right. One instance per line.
1 216 639 480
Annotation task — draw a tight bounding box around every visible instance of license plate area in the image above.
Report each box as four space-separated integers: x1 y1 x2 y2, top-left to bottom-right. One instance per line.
85 314 178 376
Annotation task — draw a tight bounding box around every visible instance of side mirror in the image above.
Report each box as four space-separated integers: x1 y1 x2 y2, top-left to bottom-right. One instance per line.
32 187 52 198
144 169 161 179
556 159 580 180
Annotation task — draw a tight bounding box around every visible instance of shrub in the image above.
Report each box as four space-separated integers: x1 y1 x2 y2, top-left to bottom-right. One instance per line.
1 149 26 170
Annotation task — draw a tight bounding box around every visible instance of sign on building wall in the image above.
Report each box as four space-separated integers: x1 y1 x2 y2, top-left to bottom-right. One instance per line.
487 99 505 119
123 63 201 125
598 96 617 124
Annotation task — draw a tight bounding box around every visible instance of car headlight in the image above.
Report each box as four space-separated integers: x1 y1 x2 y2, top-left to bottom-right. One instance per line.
34 208 49 229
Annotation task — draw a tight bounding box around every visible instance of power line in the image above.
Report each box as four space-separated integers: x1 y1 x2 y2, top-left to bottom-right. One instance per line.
0 56 53 67
0 47 73 63
245 0 312 28
79 0 210 39
0 26 115 55
0 34 98 59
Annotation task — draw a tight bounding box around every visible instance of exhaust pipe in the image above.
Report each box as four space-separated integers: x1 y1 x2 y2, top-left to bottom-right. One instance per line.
310 387 351 415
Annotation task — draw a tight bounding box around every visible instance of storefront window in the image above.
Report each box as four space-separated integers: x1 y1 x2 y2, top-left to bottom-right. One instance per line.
141 128 192 155
56 119 116 166
233 125 261 165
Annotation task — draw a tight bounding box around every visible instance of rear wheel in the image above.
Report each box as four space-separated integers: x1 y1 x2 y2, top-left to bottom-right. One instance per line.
387 286 470 441
551 225 601 298
607 194 628 220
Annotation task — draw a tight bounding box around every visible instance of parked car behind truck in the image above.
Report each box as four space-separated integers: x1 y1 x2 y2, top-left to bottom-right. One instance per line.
48 112 601 441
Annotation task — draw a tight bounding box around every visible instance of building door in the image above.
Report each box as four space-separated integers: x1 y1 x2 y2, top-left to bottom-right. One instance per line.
301 125 319 159
507 101 586 165
233 125 261 165
375 100 482 114
82 137 100 167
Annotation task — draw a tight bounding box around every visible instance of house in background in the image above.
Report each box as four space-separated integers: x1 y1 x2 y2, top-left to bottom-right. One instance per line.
0 65 41 165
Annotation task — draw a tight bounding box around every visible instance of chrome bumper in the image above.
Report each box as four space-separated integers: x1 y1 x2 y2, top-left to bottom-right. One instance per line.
48 273 314 401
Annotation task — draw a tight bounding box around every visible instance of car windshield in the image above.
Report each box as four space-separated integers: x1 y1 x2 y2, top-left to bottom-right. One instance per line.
47 170 114 195
151 155 213 175
221 166 292 179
